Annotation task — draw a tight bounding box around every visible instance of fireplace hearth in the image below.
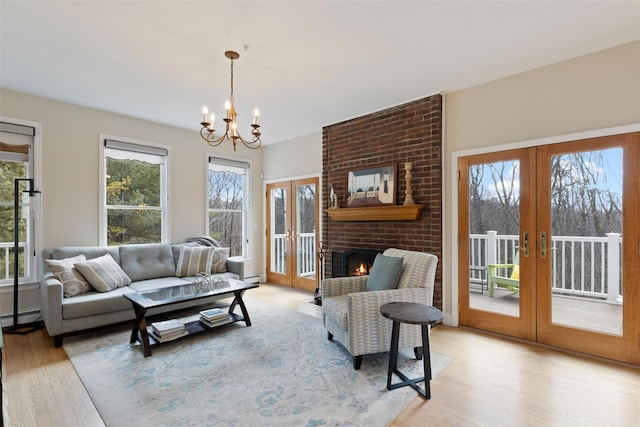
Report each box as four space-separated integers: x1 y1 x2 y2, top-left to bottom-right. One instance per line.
331 249 382 278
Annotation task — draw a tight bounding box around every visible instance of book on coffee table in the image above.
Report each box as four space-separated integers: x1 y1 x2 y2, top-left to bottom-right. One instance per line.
151 319 185 336
199 308 228 322
149 329 189 343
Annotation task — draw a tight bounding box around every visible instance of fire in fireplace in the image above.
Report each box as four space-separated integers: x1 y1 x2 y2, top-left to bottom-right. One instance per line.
331 249 382 278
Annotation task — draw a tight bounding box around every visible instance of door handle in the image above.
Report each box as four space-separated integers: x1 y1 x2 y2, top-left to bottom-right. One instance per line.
291 228 297 240
540 231 547 258
522 231 529 257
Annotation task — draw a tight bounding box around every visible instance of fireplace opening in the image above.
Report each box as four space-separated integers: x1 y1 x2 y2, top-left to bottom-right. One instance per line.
331 249 381 278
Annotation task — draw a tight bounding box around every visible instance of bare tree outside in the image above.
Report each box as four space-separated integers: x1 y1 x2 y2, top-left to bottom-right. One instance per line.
208 164 246 257
468 147 623 296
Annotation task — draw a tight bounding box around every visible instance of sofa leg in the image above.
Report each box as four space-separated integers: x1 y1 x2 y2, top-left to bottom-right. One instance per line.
414 346 423 360
353 355 362 370
327 332 333 341
54 335 63 347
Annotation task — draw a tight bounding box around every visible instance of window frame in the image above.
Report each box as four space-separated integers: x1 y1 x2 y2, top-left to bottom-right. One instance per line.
99 135 170 246
206 155 250 258
0 117 42 287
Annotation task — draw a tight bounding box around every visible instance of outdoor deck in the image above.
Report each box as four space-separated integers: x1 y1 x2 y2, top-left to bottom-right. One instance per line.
470 286 623 336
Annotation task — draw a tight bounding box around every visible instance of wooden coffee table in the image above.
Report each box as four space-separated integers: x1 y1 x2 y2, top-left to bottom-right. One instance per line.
124 278 258 357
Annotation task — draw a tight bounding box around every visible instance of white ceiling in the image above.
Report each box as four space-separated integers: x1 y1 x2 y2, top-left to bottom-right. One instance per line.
1 1 639 145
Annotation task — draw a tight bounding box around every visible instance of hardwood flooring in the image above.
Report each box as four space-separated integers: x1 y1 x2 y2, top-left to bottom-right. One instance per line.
3 283 639 426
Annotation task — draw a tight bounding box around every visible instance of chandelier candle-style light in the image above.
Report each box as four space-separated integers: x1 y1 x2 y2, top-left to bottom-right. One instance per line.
200 51 262 151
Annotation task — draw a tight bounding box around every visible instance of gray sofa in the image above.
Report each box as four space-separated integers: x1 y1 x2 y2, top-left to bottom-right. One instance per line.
40 243 245 346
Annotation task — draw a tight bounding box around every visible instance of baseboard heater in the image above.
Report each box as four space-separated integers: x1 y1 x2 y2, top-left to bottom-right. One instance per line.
244 274 260 284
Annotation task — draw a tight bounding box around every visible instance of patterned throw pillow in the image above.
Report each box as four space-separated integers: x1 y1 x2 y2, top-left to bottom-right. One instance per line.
45 255 93 297
175 246 215 277
211 247 230 273
75 254 132 292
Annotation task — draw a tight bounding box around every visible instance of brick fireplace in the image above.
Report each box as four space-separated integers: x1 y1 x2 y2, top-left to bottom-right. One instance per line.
321 94 443 309
331 248 382 278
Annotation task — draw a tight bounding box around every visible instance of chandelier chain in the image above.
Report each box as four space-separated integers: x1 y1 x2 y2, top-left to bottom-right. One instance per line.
229 57 234 102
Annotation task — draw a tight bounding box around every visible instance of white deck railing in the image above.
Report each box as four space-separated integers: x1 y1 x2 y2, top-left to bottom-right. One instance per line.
470 231 622 304
0 241 28 282
272 232 316 277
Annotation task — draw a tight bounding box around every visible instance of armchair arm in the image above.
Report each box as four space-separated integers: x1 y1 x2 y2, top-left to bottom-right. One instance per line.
346 287 431 356
226 258 245 280
487 263 514 277
40 272 64 337
321 276 368 298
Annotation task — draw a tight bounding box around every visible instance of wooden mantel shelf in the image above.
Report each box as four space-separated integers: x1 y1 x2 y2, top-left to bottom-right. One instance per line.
324 205 424 221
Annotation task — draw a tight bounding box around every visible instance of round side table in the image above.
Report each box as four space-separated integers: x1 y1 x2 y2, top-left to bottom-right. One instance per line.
380 301 443 399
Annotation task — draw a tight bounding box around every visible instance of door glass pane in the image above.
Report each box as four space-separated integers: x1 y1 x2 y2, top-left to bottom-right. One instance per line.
270 187 287 274
295 183 316 279
468 160 520 317
549 148 623 335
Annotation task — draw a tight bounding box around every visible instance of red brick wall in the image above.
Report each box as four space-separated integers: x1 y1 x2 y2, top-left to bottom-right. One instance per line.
321 94 443 309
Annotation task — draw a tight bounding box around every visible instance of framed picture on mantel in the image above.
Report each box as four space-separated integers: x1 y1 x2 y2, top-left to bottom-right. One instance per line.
346 162 396 207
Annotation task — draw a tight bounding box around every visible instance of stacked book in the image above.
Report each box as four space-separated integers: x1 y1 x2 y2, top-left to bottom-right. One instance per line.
199 308 229 327
149 319 187 342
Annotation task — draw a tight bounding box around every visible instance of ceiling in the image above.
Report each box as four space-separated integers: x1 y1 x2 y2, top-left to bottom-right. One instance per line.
1 1 639 145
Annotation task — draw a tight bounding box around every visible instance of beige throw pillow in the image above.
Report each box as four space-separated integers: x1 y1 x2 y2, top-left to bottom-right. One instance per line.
75 254 132 292
211 247 230 273
175 246 215 277
45 255 93 297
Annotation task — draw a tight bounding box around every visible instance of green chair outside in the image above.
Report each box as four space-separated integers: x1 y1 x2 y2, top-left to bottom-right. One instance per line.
487 253 520 297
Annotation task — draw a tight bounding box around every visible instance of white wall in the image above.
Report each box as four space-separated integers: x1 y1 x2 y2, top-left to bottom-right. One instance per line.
443 40 640 320
262 131 322 181
0 89 264 321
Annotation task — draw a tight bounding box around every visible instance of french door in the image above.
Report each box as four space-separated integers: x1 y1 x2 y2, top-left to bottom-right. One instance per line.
458 132 640 365
266 177 319 292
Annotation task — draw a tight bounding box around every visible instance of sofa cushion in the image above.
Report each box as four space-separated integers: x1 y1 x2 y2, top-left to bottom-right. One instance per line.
119 244 176 281
365 253 404 291
211 247 230 273
45 255 93 297
62 287 134 319
75 254 132 292
175 246 214 277
52 246 120 264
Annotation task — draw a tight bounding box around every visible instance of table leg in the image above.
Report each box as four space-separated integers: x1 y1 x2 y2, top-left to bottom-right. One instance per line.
129 304 152 357
421 324 431 399
387 320 400 390
229 290 252 326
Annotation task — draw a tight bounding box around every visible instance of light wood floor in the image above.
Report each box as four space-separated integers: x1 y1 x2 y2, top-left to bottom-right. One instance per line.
3 283 639 426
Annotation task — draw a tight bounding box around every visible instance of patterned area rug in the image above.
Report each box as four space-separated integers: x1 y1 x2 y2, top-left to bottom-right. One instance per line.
64 299 452 426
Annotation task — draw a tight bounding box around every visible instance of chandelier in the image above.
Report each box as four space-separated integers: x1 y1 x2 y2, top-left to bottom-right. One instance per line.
199 50 262 151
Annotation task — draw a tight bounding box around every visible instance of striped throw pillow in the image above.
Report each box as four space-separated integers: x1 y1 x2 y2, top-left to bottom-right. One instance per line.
75 254 132 292
175 246 215 277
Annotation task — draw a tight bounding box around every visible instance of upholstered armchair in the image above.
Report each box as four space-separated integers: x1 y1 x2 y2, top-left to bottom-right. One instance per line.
322 248 438 369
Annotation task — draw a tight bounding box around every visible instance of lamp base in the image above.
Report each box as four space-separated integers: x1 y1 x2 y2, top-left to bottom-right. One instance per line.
2 320 44 335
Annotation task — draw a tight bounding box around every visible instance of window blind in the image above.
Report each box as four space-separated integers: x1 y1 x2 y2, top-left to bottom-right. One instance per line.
104 139 168 157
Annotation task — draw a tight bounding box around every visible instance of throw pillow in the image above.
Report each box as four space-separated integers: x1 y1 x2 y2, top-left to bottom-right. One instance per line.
211 247 230 273
365 253 404 291
75 254 132 292
45 255 92 297
175 246 215 277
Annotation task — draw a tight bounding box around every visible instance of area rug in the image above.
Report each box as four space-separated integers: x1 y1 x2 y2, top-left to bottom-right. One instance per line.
63 298 453 427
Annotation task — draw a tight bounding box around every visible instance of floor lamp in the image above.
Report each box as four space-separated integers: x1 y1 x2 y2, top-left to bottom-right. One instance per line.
3 178 43 334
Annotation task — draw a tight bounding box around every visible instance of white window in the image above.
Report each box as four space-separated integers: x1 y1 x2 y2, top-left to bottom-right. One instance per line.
101 138 168 246
0 121 38 285
207 157 249 257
